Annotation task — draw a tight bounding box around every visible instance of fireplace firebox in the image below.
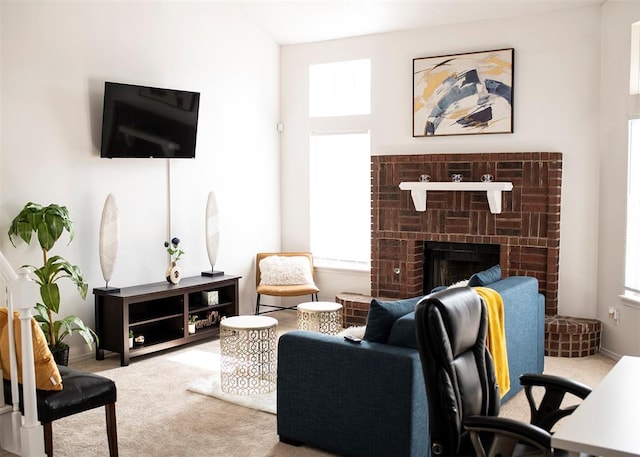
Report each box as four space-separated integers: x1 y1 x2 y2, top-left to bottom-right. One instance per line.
423 241 500 293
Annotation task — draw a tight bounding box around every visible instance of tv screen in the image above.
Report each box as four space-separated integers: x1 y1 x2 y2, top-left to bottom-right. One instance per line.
100 82 200 158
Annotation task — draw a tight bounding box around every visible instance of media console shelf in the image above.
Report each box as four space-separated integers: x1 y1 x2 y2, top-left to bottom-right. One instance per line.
94 274 240 366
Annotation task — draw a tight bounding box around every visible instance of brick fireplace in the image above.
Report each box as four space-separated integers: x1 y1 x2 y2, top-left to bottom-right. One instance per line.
370 152 562 316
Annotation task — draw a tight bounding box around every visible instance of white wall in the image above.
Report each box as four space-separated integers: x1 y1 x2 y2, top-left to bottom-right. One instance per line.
599 1 640 357
0 1 281 358
0 2 3 208
281 7 605 332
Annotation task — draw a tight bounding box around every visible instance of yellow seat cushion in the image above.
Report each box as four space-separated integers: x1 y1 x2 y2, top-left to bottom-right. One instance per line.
0 307 63 391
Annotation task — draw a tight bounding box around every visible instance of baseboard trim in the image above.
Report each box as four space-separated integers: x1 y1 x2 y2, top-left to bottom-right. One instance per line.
598 347 621 361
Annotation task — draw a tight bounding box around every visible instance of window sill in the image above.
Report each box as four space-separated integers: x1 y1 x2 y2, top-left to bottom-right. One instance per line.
620 292 640 310
314 259 370 273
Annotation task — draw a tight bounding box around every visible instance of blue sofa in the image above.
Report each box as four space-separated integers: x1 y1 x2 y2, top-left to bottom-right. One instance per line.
277 276 545 457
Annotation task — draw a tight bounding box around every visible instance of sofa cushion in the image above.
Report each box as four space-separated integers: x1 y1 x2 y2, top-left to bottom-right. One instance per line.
387 311 418 349
364 296 421 344
468 264 502 286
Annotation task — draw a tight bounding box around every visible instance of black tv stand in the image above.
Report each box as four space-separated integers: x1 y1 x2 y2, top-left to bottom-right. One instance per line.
93 274 240 366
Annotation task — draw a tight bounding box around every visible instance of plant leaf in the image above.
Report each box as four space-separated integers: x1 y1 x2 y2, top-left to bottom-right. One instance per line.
51 319 64 345
44 212 64 244
40 283 60 314
7 203 40 246
37 220 56 252
34 303 55 346
58 315 97 349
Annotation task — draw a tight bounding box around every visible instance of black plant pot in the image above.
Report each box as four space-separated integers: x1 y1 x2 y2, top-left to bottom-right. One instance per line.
50 344 69 366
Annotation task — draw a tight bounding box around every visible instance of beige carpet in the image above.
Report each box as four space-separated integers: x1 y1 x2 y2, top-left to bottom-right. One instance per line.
0 310 616 456
185 351 277 415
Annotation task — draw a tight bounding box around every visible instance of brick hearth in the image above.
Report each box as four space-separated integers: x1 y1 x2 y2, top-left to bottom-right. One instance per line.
370 152 562 316
544 315 602 357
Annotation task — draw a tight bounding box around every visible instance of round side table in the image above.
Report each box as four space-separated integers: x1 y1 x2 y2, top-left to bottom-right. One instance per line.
297 302 343 335
219 315 278 395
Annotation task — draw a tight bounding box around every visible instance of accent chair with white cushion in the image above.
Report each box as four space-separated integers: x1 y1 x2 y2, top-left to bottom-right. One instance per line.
254 252 319 315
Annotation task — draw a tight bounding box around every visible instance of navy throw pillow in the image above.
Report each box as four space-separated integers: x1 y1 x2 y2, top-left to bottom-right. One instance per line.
387 311 418 349
468 264 502 287
364 296 422 344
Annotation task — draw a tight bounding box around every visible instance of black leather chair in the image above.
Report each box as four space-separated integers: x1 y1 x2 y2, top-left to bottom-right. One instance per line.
415 287 591 456
4 364 118 457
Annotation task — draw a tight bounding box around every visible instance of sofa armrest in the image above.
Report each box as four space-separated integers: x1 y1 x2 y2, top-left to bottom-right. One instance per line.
277 330 428 457
488 276 545 402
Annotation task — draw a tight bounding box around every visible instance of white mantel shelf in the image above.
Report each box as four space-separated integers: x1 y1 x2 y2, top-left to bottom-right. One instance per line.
399 181 514 214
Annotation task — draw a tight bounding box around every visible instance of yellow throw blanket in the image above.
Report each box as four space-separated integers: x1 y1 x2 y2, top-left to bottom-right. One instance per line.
473 287 510 398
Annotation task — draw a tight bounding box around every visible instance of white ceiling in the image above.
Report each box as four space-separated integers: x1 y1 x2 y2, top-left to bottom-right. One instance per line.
237 0 605 45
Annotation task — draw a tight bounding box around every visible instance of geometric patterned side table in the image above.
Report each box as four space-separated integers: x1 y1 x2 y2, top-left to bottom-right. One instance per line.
297 302 343 335
220 315 278 395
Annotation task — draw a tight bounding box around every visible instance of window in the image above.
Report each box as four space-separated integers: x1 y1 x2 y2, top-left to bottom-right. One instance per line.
309 59 371 267
626 119 640 296
309 59 370 117
310 131 370 266
630 22 640 94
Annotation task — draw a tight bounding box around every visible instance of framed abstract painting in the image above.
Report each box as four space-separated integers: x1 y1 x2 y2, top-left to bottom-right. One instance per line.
413 48 514 137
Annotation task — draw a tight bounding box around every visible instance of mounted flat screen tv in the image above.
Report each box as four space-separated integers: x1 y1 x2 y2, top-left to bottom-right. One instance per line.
100 81 200 158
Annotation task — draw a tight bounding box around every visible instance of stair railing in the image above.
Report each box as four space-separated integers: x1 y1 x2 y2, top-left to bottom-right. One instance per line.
0 250 45 456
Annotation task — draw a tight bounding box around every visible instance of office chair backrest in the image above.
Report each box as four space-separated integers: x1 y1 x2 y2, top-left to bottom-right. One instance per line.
415 287 500 456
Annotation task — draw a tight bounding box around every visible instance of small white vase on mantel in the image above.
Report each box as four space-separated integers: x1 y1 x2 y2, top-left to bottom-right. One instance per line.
166 261 182 285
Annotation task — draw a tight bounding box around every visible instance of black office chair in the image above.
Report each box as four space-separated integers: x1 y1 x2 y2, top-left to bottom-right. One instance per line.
415 287 591 456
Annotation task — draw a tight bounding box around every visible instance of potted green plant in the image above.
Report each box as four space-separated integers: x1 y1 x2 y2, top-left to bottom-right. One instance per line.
8 202 97 365
188 315 198 334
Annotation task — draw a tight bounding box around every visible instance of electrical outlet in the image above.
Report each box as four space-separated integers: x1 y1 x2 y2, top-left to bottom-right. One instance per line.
608 306 620 325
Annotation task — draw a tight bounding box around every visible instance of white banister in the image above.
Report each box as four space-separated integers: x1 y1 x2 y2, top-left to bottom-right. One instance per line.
0 252 20 454
0 251 45 456
0 287 22 456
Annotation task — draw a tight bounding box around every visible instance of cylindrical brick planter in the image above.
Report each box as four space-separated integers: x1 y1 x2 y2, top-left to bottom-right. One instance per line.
335 293 395 327
335 293 373 327
545 315 602 357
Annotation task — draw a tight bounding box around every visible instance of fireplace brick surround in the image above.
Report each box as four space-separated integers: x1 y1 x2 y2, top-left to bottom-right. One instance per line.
370 152 562 316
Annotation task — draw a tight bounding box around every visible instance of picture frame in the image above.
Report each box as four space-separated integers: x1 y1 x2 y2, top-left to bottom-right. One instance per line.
413 48 514 137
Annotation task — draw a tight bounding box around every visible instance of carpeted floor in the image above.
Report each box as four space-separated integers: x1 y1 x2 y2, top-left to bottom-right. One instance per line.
0 310 616 456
